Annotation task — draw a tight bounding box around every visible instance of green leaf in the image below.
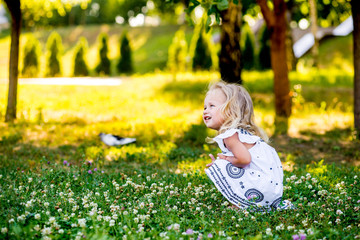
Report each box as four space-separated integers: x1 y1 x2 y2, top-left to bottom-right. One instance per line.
216 0 229 11
205 16 212 33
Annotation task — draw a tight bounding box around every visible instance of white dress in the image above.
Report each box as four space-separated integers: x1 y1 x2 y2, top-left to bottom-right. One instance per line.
205 128 284 210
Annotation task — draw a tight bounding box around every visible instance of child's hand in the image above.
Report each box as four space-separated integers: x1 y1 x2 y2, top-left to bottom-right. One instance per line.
217 153 228 161
206 154 216 167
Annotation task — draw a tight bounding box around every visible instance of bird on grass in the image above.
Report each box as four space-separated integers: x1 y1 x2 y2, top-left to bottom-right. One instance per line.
99 133 136 146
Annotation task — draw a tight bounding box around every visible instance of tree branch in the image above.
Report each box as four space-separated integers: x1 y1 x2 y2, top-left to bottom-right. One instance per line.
256 0 274 27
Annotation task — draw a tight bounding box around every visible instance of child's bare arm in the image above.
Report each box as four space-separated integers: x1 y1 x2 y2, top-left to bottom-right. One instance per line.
218 133 251 168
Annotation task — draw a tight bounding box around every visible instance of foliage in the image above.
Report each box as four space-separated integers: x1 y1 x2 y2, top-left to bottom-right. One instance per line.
192 31 213 71
46 31 63 77
117 32 133 74
241 24 256 70
167 28 188 73
95 33 111 76
19 0 91 29
73 37 89 76
21 34 41 78
258 24 271 70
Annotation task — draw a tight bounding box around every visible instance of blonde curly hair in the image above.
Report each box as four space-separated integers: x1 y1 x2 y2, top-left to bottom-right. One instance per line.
206 81 269 142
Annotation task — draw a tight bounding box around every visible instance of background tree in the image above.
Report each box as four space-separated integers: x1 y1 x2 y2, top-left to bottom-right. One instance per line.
351 0 360 138
3 0 21 122
46 31 62 77
309 0 319 67
192 31 213 71
258 24 271 70
22 34 41 77
2 0 90 122
219 1 242 83
241 24 256 70
117 32 133 74
256 0 291 134
168 28 188 80
96 33 111 76
73 37 89 76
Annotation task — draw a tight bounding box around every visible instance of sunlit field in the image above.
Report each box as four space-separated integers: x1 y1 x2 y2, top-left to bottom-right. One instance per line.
0 71 359 239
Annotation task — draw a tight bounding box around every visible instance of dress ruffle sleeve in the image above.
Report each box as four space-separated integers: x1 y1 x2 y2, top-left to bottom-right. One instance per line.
214 128 261 144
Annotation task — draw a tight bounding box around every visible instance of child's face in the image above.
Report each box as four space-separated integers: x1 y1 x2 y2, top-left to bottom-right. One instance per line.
203 89 226 131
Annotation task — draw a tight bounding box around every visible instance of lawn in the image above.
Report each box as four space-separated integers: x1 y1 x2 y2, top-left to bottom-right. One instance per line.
0 70 359 239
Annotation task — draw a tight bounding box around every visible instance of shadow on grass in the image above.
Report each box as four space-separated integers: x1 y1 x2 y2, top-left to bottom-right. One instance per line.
159 80 209 105
272 127 360 166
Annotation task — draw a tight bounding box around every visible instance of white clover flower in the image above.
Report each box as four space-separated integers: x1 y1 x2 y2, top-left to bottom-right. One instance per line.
308 185 312 189
44 202 49 208
173 223 180 231
265 228 272 236
336 210 343 215
307 228 314 235
219 231 225 236
49 217 56 223
302 219 308 226
1 227 8 234
287 226 295 230
78 218 86 228
41 227 52 235
17 215 25 222
59 229 64 234
109 220 115 227
139 202 145 209
336 218 341 224
34 225 41 231
25 201 32 208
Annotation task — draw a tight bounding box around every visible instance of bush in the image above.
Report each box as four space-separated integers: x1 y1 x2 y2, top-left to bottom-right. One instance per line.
258 24 271 70
192 32 212 71
96 33 111 75
241 24 256 70
46 31 62 77
22 35 41 78
167 28 188 73
117 32 133 74
73 37 89 76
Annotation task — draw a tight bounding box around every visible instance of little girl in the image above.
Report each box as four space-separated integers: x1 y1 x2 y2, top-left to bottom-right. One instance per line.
203 81 284 210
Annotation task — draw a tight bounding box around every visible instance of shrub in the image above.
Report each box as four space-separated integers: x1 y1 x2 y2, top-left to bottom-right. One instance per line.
192 32 212 71
22 35 41 78
96 33 111 75
73 37 89 76
46 31 62 77
241 24 256 70
167 28 188 73
258 24 271 70
117 32 133 74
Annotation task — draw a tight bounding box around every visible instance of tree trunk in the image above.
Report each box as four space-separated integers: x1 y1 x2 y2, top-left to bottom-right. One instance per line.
257 0 291 134
309 0 319 67
351 0 360 138
219 2 242 84
4 0 21 122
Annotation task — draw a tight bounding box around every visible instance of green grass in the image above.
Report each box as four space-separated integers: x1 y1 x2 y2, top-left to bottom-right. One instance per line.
0 70 359 239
